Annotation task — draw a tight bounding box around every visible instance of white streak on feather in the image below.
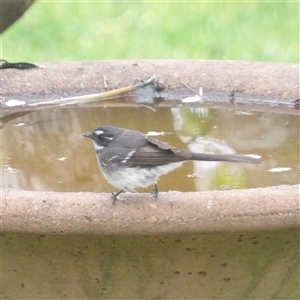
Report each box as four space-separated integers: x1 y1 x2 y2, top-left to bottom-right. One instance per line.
121 150 136 163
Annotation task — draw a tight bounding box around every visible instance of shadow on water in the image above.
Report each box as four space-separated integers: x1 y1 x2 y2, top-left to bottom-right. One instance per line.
1 103 299 193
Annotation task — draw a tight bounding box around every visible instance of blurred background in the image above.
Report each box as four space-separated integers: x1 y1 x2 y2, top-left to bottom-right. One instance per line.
1 1 299 63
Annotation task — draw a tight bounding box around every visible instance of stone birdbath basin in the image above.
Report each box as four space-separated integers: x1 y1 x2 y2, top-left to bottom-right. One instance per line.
1 60 299 299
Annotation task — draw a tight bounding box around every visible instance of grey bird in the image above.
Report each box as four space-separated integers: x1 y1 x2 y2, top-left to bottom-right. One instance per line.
83 125 261 204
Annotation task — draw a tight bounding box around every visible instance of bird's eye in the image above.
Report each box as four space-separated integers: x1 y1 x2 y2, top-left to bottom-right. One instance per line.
97 133 113 142
93 130 113 142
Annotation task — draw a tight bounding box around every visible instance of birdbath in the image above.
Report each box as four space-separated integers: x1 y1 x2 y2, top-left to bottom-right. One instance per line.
1 60 299 299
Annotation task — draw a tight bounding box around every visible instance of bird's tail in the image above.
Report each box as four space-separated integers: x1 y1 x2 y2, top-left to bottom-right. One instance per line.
190 153 261 164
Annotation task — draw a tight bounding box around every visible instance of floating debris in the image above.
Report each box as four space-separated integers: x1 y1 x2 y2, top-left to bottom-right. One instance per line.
4 99 26 107
181 87 203 103
29 75 160 107
268 167 292 173
57 157 68 161
181 95 202 103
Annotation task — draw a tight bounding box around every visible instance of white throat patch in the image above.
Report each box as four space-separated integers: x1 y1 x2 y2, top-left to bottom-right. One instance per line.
92 141 104 151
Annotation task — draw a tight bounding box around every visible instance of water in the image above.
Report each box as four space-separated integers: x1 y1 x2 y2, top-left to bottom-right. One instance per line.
1 105 299 193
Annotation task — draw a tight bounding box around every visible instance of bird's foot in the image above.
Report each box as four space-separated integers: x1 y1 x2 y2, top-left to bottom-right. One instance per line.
151 184 159 200
111 190 124 205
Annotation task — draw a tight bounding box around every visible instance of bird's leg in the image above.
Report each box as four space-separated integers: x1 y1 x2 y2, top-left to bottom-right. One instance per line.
111 190 124 205
151 184 159 200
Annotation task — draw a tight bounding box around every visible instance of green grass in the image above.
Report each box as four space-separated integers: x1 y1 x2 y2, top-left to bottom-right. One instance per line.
1 1 299 63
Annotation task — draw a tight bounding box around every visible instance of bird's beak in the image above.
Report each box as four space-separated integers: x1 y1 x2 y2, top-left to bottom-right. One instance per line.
83 132 92 139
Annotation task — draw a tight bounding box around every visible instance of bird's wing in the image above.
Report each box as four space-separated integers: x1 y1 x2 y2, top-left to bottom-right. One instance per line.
103 135 186 167
123 136 188 167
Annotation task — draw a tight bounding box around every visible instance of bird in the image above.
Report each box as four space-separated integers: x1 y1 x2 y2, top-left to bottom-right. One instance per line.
83 125 261 204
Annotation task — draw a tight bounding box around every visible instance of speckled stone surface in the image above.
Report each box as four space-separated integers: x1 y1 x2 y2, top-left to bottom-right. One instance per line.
1 60 298 100
1 185 299 235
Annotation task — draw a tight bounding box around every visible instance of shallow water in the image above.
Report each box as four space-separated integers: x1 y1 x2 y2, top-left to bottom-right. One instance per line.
1 105 299 194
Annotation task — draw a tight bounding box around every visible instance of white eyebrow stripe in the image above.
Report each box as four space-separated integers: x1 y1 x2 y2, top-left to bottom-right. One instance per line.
94 130 104 135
